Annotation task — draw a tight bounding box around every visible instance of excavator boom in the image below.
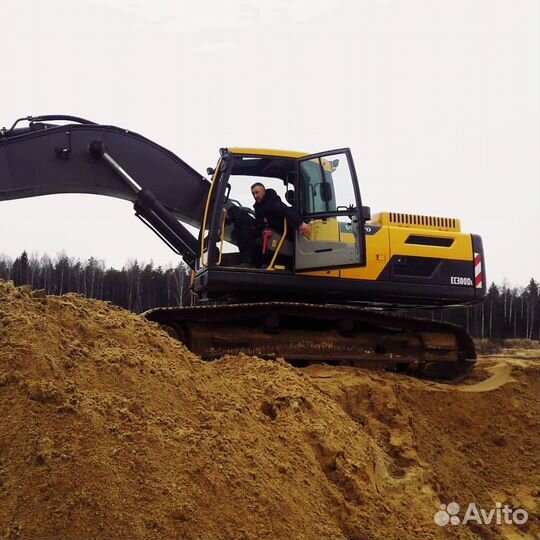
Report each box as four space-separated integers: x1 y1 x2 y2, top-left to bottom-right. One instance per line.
0 116 209 225
0 116 209 264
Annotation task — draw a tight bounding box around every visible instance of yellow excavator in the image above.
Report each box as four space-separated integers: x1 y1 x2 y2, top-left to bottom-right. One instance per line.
0 115 486 378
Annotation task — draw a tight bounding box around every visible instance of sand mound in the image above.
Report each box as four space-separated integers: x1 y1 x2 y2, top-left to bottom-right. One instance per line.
0 281 538 540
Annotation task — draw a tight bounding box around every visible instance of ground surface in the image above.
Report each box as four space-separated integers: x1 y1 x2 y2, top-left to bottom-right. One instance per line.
0 281 538 540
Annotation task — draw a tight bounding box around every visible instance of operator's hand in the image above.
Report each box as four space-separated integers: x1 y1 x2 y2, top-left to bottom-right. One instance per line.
298 222 312 238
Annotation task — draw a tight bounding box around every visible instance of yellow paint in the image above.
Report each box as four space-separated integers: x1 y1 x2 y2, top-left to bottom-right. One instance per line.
341 226 390 280
310 219 340 242
227 147 308 159
216 208 227 266
388 227 472 261
200 159 222 266
299 222 473 282
267 219 288 271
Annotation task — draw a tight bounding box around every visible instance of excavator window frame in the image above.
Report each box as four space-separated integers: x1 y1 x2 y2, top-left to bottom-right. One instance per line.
296 149 363 221
200 157 229 268
201 151 299 269
200 148 366 271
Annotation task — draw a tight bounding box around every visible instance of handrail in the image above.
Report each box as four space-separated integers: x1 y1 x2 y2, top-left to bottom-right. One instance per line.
266 218 288 271
200 161 221 267
217 208 228 266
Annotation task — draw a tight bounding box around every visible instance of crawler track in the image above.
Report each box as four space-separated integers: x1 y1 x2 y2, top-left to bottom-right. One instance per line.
143 302 476 379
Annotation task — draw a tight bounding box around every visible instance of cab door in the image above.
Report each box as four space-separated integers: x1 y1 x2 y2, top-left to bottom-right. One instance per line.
294 149 366 271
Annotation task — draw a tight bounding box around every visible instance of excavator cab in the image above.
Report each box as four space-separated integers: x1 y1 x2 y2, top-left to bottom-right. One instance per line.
198 148 366 278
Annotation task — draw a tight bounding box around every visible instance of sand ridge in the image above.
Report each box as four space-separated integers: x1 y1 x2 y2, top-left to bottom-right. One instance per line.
0 280 538 540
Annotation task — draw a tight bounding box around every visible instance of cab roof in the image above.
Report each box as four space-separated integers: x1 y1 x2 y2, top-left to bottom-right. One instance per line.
227 147 308 159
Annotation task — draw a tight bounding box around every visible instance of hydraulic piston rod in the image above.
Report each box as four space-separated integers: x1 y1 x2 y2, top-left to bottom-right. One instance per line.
88 140 199 267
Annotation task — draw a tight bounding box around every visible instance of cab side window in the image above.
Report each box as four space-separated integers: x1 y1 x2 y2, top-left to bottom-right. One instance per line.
299 160 337 215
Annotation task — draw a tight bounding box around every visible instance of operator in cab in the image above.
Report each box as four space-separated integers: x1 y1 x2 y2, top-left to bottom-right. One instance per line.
226 183 312 267
250 183 311 238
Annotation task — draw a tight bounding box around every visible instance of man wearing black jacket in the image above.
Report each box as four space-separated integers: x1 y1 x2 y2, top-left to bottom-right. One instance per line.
226 183 311 267
251 183 312 238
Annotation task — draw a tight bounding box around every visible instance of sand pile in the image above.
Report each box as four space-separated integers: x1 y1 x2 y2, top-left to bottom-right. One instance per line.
0 280 538 540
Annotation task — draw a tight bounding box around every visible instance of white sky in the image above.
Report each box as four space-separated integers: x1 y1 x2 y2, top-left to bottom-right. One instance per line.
0 0 538 286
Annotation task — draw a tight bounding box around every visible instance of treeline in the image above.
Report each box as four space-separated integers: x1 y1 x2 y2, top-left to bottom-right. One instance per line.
412 279 539 341
0 251 192 313
0 251 538 340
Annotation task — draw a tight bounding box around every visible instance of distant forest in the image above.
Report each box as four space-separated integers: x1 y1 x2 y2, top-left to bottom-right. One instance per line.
0 251 192 313
1 250 538 341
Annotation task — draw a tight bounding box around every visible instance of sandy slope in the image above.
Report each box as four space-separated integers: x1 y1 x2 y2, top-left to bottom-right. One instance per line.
0 281 538 540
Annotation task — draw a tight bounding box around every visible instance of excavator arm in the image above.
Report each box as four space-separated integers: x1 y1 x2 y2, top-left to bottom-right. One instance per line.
0 115 210 267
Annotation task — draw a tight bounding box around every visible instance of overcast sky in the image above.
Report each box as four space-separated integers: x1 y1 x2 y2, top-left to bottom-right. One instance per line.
1 0 538 287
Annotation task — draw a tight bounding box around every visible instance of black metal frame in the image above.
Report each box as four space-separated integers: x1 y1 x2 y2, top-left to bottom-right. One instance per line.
194 266 482 307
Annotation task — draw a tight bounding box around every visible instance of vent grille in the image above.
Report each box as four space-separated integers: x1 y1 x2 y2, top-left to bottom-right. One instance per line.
371 212 461 232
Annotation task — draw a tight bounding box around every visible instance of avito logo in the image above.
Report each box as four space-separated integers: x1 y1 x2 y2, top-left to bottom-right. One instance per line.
434 501 529 527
